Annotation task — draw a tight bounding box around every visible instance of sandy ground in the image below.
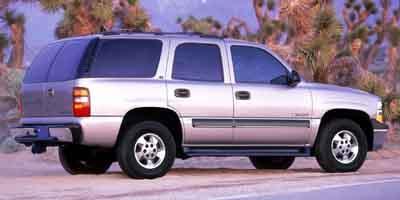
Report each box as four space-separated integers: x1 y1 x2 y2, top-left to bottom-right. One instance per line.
1 148 400 200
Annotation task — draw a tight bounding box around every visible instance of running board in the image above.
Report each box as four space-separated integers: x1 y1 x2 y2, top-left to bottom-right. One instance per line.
183 146 311 157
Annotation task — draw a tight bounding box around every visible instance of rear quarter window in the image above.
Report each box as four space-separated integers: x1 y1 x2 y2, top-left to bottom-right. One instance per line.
23 42 64 83
88 39 162 78
47 39 92 82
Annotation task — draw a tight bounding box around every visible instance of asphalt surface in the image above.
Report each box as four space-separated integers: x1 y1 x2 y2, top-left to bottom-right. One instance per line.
214 179 400 200
0 149 400 200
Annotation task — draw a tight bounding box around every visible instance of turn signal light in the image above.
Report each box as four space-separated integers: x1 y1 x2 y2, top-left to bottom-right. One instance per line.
73 87 90 117
376 111 384 123
376 102 384 123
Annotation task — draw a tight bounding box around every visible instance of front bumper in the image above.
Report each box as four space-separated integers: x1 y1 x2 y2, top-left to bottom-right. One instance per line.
12 124 82 153
371 120 388 151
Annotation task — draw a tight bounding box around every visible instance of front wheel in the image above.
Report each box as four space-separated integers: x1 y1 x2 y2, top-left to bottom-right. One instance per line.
117 121 176 179
315 119 368 173
249 156 295 169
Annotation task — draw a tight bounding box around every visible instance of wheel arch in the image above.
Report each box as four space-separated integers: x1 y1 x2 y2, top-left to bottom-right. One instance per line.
115 107 185 158
313 108 374 154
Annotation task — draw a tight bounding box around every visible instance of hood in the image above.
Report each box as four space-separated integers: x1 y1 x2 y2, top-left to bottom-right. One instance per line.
299 82 373 97
299 82 381 118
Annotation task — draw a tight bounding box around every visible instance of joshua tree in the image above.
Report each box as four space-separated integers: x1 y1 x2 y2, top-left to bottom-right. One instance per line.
253 0 286 44
0 10 25 69
342 0 389 70
39 0 114 38
115 0 151 31
224 17 253 40
343 1 400 91
39 0 152 38
298 6 342 83
0 33 8 63
177 16 223 35
385 25 400 92
177 15 253 40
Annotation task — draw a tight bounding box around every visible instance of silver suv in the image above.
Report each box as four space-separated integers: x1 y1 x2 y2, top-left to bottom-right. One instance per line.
14 32 387 179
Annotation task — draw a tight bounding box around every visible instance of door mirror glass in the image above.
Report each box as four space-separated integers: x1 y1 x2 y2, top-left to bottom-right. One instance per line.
288 70 301 87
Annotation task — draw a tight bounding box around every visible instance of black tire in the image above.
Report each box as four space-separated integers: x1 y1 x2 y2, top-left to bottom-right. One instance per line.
117 121 176 179
59 145 113 175
249 156 295 169
315 119 368 173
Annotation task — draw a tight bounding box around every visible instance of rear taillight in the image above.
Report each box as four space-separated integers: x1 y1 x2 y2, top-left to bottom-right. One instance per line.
73 87 90 117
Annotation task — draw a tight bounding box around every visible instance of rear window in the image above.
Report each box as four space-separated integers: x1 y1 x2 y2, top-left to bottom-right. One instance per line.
88 39 162 78
23 42 64 83
48 39 92 82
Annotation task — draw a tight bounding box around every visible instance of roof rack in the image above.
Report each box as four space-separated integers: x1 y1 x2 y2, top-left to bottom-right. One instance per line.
100 29 225 39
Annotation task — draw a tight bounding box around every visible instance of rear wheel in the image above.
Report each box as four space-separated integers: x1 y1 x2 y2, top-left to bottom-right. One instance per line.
249 156 295 169
315 119 368 172
117 121 176 179
59 145 113 175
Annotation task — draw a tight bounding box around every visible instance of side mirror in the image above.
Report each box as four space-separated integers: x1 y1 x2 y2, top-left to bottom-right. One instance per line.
288 70 301 87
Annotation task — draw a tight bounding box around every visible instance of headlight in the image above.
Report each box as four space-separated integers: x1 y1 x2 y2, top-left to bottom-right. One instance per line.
376 101 384 123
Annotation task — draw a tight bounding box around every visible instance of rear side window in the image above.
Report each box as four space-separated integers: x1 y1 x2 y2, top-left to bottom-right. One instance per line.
89 39 162 78
172 43 223 82
48 39 91 82
24 42 64 83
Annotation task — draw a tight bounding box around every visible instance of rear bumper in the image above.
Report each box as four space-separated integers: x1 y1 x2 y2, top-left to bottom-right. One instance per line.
371 120 388 151
12 124 82 153
17 116 122 147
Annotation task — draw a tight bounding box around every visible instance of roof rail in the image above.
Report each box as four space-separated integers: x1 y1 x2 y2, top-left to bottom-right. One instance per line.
100 29 225 39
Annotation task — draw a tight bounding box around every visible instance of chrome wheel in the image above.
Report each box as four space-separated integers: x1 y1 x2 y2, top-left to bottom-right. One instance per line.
331 130 359 164
134 133 166 169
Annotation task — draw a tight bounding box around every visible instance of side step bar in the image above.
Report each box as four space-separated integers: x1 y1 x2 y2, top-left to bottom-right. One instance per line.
183 146 311 157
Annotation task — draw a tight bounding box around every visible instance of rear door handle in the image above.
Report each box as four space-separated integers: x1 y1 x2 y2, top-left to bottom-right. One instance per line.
47 88 55 97
175 88 190 98
235 91 250 100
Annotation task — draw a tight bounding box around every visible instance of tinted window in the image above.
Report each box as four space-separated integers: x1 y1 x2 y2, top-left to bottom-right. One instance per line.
172 43 223 82
89 39 162 78
231 46 288 85
48 39 91 82
24 42 64 83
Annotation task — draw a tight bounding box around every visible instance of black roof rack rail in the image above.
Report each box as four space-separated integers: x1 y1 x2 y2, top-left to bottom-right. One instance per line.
100 29 225 39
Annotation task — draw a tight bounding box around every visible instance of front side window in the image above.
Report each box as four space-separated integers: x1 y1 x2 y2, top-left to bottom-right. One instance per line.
89 39 162 78
231 46 288 85
172 43 224 82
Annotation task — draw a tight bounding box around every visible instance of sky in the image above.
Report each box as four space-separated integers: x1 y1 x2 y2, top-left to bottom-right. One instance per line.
7 0 400 65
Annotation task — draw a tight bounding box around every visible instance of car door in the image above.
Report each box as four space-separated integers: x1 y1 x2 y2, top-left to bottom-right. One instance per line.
46 39 93 117
228 44 312 145
22 42 64 117
167 40 234 145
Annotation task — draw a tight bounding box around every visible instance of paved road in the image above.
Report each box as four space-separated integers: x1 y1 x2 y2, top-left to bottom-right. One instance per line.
0 149 400 200
214 179 400 200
